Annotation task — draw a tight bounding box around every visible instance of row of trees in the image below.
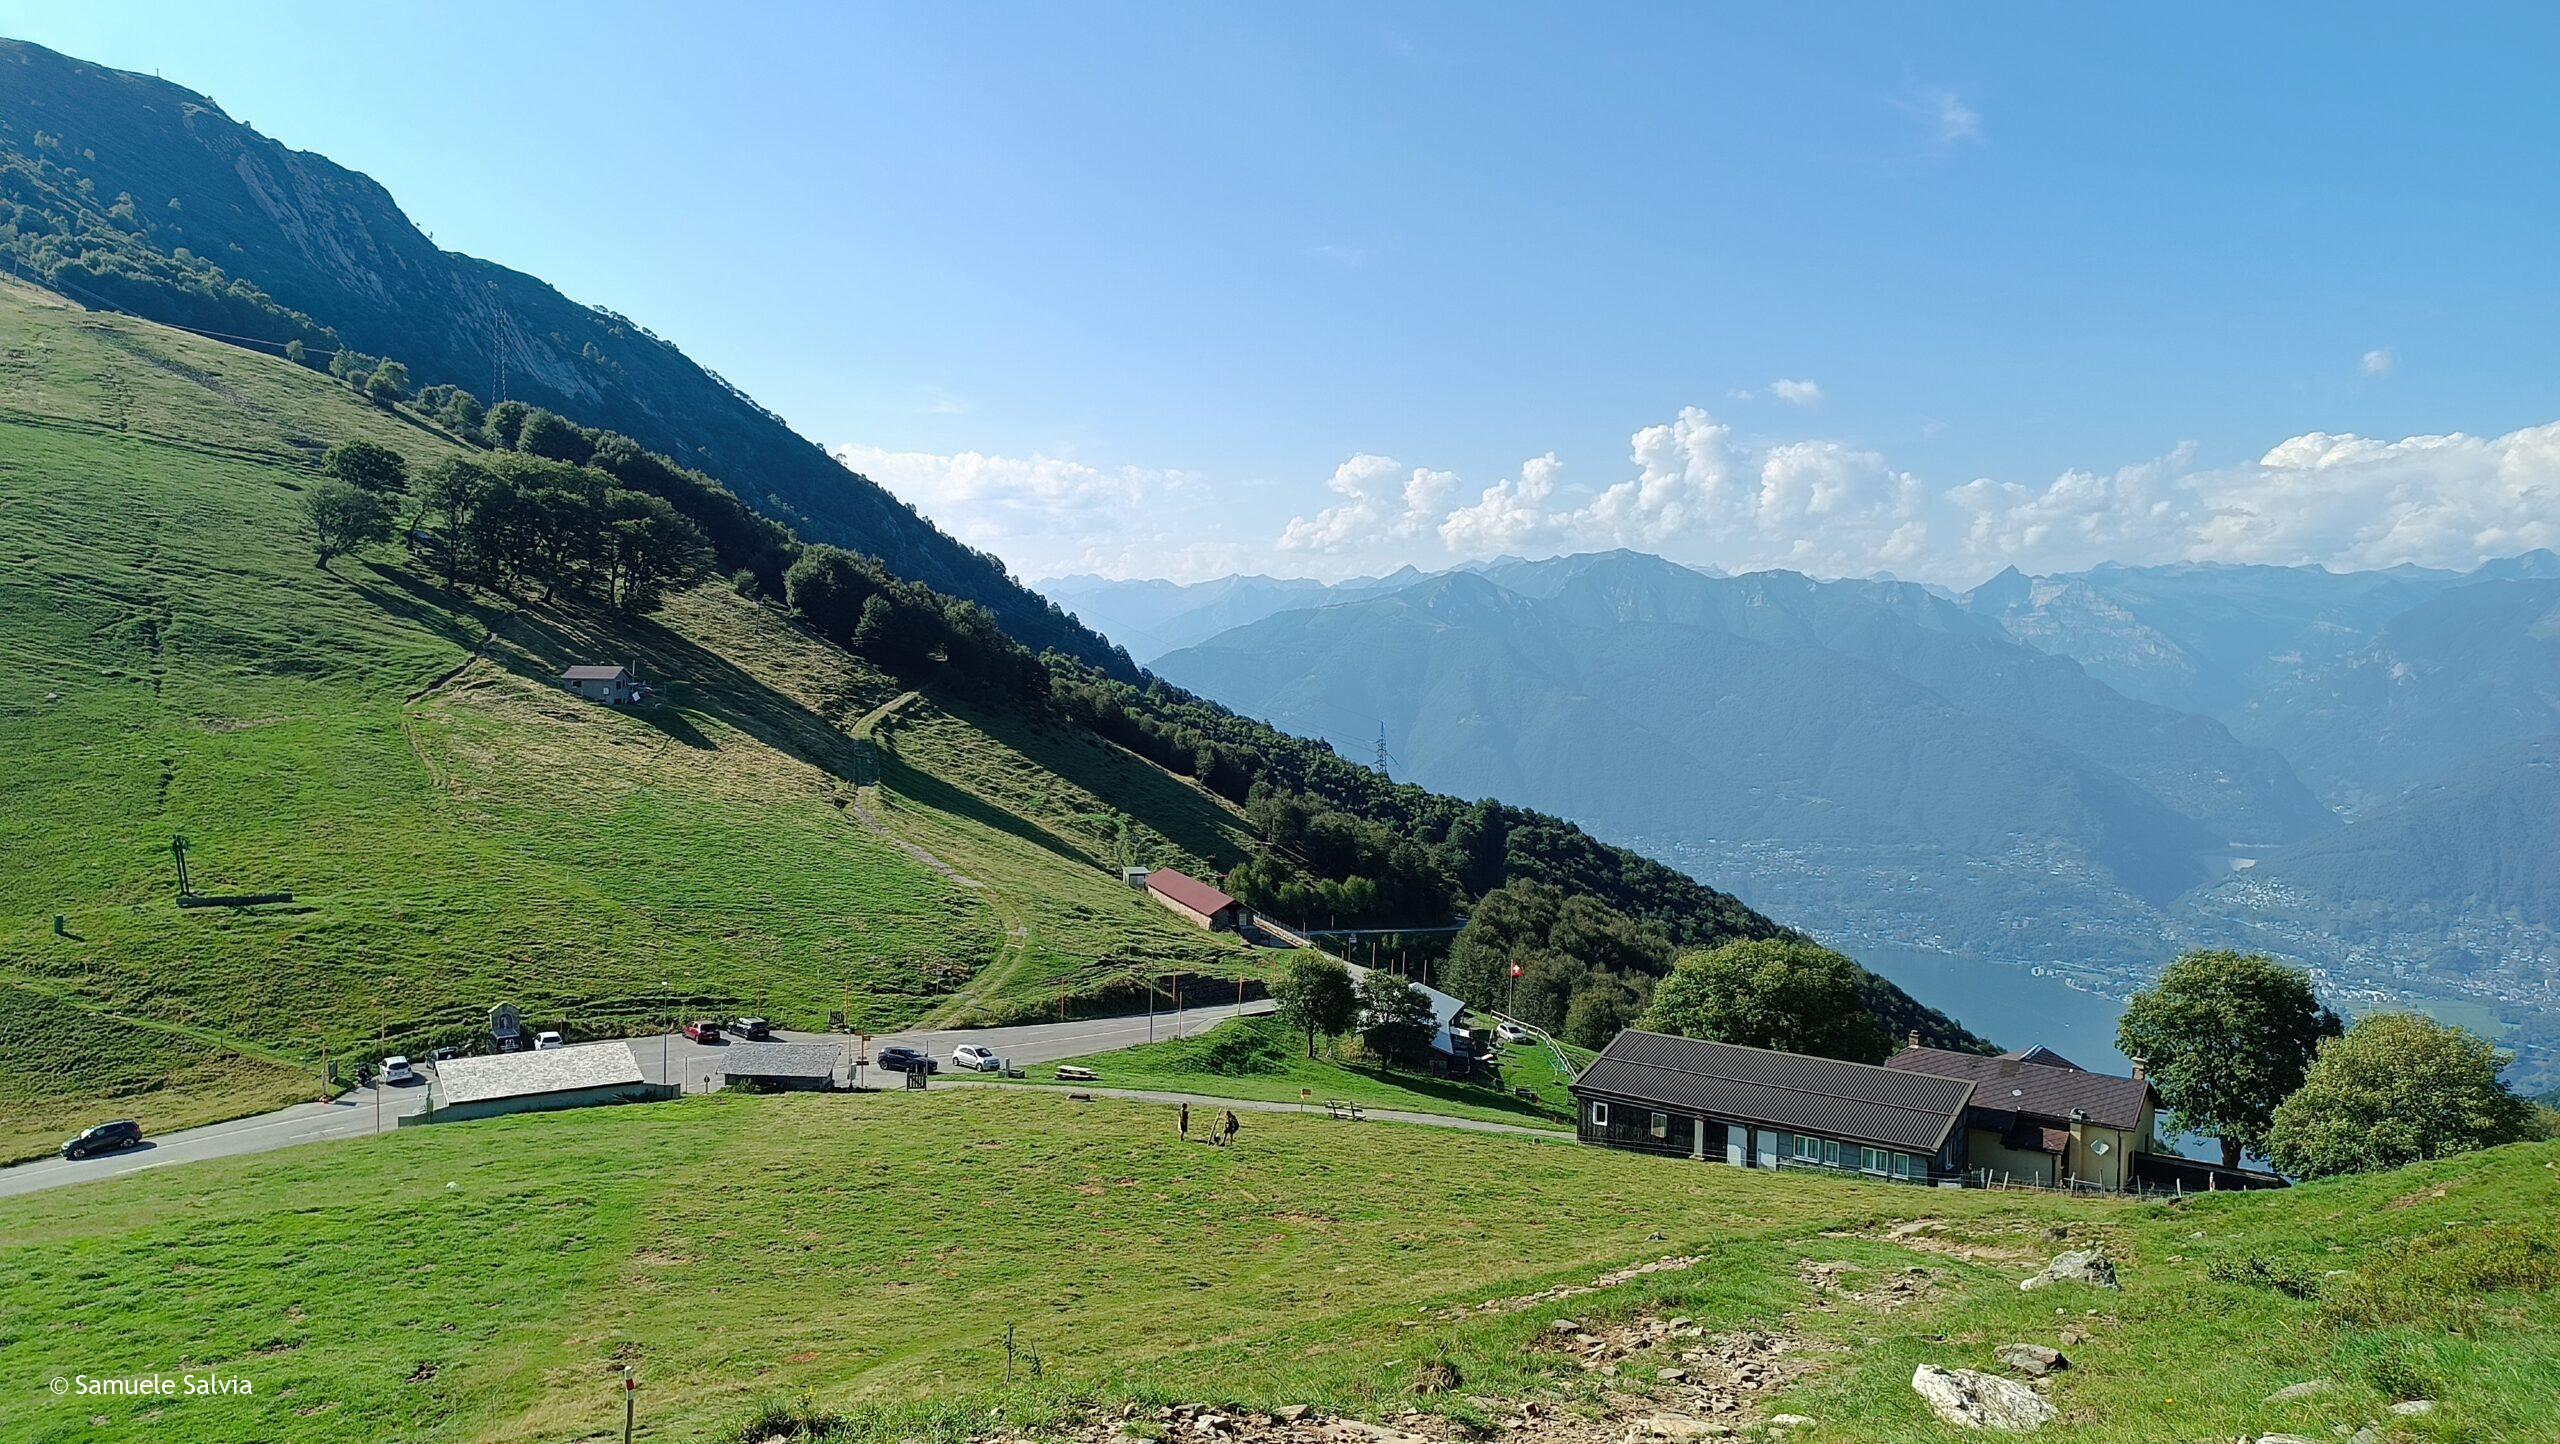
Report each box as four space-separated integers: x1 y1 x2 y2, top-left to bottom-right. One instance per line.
1271 954 1439 1069
784 545 1049 704
301 437 715 611
2116 949 2544 1177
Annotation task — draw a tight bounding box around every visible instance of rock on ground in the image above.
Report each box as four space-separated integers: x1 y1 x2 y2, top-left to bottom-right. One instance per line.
2018 1249 2118 1292
1911 1365 2057 1431
1993 1344 2066 1376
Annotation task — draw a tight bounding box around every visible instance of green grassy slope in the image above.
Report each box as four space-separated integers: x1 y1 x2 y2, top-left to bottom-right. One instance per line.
1 1088 2552 1443
0 281 1256 1154
1007 1011 1582 1127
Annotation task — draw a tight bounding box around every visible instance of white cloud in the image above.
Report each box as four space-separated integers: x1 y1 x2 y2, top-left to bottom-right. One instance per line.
1278 454 1461 553
1915 88 1982 148
1768 377 1823 407
847 411 2560 593
830 442 1241 582
1438 454 1564 555
2361 347 2395 377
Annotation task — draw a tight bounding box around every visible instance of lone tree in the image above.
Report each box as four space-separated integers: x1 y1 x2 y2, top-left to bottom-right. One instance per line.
304 481 393 567
320 439 409 494
1272 953 1359 1058
2266 1013 2533 1178
1356 970 1436 1071
363 359 411 406
2117 950 2340 1168
1643 938 1891 1063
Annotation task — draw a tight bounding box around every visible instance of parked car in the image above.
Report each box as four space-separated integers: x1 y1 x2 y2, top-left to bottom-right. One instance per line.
950 1043 1003 1072
61 1120 142 1159
534 1030 565 1051
729 1017 773 1040
1495 1021 1531 1044
430 1046 462 1062
380 1055 417 1085
682 1020 724 1043
875 1045 937 1074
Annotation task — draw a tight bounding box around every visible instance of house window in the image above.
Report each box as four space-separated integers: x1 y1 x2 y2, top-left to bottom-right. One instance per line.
1860 1147 1887 1174
1823 1139 1842 1166
1648 1111 1668 1139
1590 1102 1608 1127
1794 1134 1822 1162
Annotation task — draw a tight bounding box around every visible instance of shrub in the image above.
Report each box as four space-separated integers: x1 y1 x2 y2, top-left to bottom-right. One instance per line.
2205 1253 2322 1300
2321 1221 2558 1333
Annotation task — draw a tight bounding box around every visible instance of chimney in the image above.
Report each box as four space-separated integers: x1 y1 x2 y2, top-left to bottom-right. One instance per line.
2129 1057 2147 1082
1905 1029 1921 1051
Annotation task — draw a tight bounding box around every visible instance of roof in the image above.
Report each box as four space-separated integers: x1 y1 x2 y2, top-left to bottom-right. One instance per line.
436 1042 644 1106
2004 1045 2085 1071
1884 1044 2154 1131
721 1042 841 1079
1145 868 1238 916
560 665 632 682
1570 1031 1973 1155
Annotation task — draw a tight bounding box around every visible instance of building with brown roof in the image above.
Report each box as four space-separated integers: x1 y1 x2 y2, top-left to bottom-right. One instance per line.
1884 1036 2158 1191
1569 1030 1974 1184
1143 868 1246 931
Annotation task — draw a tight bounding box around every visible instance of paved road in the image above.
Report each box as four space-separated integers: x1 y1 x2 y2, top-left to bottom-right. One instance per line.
0 1000 1271 1201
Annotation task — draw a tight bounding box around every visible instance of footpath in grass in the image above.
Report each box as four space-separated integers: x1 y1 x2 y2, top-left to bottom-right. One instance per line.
3 1087 2554 1444
1003 1012 1577 1128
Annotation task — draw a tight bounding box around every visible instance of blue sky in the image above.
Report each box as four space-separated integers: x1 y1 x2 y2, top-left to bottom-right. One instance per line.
10 3 2559 582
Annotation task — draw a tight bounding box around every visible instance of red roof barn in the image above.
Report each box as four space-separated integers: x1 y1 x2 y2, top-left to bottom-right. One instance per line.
1144 868 1246 931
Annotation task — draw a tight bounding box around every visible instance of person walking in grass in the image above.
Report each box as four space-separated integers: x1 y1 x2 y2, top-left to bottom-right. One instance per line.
1220 1109 1240 1149
1179 1101 1190 1142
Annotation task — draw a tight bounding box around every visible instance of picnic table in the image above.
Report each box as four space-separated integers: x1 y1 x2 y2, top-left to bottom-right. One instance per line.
1323 1099 1366 1121
1055 1065 1098 1082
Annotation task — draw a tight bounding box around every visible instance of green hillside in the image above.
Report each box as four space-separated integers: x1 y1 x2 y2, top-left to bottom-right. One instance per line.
4 1087 2555 1443
0 279 1252 1158
0 37 1129 672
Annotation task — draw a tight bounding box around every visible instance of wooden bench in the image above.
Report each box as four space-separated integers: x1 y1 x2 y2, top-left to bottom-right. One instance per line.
1323 1099 1366 1121
1055 1065 1098 1082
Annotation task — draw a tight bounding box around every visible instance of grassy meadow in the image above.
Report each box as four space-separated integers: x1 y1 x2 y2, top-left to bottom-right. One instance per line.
1 1087 2553 1443
1008 1011 1584 1128
0 281 1260 1153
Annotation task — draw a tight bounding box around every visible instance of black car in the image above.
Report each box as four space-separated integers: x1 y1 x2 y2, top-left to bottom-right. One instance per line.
729 1017 774 1041
62 1120 142 1159
875 1045 937 1074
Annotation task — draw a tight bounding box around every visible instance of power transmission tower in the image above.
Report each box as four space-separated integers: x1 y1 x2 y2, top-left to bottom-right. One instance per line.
1373 722 1397 776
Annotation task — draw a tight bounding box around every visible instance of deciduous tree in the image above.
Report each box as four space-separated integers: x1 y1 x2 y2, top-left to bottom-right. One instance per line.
320 439 408 494
2117 950 2341 1168
1356 970 1436 1071
1643 938 1891 1063
304 481 392 566
1273 953 1359 1057
2266 1013 2533 1178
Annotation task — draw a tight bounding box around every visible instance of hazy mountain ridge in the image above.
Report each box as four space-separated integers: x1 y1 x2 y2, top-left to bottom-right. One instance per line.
1152 552 2331 962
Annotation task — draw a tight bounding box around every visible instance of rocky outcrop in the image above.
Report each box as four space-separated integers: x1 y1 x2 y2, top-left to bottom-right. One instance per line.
2018 1248 2118 1291
1910 1365 2057 1431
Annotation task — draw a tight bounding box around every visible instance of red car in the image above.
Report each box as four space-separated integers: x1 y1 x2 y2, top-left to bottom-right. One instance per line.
681 1020 724 1043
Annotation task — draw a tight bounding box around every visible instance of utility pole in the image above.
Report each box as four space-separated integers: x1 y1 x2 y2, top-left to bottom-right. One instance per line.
170 833 192 898
1374 722 1392 775
660 980 671 1088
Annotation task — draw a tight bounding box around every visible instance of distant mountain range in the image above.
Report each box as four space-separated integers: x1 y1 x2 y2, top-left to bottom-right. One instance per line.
0 38 1125 673
1056 549 2560 1082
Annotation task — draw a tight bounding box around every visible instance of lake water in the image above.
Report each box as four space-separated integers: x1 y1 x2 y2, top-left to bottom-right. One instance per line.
1848 941 2138 1070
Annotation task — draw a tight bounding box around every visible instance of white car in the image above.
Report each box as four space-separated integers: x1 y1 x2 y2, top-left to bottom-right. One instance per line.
380 1055 416 1085
1495 1021 1532 1044
534 1030 565 1051
950 1044 1003 1072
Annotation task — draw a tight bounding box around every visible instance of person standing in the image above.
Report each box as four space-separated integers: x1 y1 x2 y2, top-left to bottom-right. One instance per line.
1220 1109 1240 1149
1178 1101 1190 1141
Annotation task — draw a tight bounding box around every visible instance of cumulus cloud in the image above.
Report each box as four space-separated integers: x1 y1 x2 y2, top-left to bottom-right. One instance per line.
2361 347 2395 377
1278 454 1460 552
831 442 1241 581
1768 378 1823 407
847 411 2560 592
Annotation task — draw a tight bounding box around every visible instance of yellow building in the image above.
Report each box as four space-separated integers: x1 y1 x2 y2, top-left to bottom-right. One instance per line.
1884 1038 2158 1192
